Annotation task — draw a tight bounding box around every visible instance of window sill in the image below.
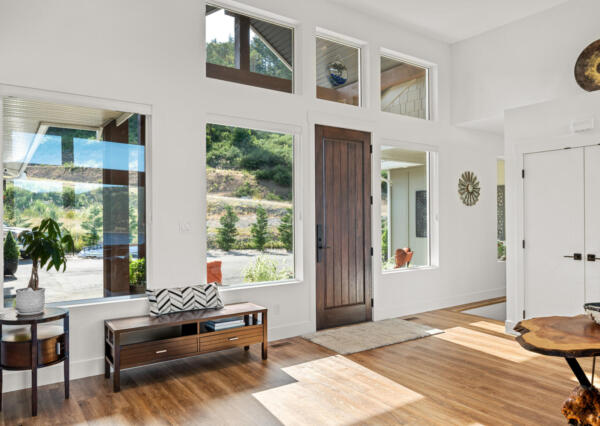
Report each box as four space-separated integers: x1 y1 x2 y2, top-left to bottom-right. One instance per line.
47 293 147 309
38 279 303 309
217 279 302 292
381 265 438 275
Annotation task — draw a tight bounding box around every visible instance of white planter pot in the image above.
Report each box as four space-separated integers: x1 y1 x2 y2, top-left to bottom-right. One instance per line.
15 288 45 315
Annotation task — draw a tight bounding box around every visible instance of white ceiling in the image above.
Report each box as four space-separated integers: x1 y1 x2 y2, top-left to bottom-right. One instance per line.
329 0 569 43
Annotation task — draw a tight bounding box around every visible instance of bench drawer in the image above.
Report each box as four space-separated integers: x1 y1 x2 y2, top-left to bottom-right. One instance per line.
199 325 263 353
120 336 197 367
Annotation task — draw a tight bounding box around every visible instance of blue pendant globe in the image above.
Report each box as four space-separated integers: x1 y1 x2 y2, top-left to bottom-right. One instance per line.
328 60 348 86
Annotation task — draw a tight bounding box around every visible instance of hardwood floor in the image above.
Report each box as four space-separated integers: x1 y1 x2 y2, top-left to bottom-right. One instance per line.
0 305 588 425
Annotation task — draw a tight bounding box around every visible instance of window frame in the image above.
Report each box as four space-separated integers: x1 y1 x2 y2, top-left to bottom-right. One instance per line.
205 3 296 94
0 84 153 306
204 113 303 289
379 49 435 121
375 140 439 275
314 33 363 107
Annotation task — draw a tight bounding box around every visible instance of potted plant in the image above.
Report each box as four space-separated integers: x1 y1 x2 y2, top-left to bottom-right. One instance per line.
4 232 19 275
16 218 74 315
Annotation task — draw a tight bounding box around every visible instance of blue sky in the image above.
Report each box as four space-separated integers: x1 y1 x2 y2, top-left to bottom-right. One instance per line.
28 134 145 172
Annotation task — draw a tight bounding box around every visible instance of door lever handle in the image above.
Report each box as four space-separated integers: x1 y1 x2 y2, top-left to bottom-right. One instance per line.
564 253 583 260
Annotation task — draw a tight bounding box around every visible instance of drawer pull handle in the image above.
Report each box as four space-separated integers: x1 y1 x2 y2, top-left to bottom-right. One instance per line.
155 349 167 354
229 337 239 341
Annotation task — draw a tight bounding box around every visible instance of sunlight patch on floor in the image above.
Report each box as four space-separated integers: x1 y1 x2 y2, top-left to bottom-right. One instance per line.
434 326 539 362
253 355 423 425
469 320 507 334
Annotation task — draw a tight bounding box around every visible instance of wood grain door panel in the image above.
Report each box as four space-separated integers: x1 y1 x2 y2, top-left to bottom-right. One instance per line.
315 125 372 330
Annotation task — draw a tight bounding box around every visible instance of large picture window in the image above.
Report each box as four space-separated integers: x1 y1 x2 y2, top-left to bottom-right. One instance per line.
381 146 430 271
206 124 294 286
2 97 146 304
205 5 294 93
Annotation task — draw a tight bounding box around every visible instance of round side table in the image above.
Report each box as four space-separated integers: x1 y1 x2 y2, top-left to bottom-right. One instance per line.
0 307 69 417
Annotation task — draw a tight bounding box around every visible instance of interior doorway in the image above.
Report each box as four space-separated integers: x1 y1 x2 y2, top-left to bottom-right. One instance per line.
523 145 600 318
314 125 372 330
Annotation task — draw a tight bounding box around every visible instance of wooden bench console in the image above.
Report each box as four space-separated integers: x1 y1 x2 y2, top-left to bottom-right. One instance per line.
104 302 267 392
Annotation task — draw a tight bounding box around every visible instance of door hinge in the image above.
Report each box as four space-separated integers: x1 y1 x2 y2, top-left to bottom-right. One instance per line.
370 247 373 256
522 169 525 178
522 240 525 249
370 195 373 205
371 298 374 307
523 310 526 319
369 145 373 154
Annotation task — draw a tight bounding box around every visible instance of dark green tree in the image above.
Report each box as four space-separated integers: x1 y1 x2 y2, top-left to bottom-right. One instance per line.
278 208 293 251
250 36 292 80
4 232 19 262
251 204 269 251
62 186 75 208
217 205 239 251
82 206 102 246
206 37 235 67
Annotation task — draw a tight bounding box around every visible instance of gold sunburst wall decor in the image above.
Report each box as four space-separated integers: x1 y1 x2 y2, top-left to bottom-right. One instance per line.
458 171 480 206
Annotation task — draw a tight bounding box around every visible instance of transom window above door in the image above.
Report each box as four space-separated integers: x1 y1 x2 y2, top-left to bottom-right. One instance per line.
380 56 429 119
205 5 294 93
316 37 361 106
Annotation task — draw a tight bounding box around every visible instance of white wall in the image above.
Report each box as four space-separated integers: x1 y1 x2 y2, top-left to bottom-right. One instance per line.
504 90 600 333
451 0 600 129
0 0 504 392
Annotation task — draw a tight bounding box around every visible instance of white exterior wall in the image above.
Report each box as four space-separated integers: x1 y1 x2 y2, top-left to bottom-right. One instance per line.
0 0 504 392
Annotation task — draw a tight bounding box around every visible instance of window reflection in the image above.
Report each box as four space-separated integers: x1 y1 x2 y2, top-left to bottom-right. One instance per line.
2 97 147 304
381 146 430 270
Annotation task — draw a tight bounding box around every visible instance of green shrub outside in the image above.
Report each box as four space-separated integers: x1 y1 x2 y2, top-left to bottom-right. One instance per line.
243 255 292 283
4 232 19 261
129 257 146 286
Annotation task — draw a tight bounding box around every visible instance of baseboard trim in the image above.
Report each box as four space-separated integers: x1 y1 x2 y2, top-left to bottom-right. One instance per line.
505 319 518 336
269 320 313 341
2 356 104 393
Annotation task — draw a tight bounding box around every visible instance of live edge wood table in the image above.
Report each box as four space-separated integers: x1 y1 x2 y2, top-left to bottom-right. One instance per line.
0 308 69 417
515 315 600 425
104 302 267 392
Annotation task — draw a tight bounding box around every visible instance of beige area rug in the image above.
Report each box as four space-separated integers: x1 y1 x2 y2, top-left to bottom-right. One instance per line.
303 318 443 355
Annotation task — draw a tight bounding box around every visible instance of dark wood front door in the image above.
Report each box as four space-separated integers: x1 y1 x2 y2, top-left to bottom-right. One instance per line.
315 125 372 330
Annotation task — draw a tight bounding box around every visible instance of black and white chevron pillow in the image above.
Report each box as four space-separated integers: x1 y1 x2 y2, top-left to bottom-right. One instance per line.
146 283 224 317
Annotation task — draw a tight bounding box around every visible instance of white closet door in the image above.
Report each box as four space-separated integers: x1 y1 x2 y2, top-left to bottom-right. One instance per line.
585 145 600 302
524 148 585 318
